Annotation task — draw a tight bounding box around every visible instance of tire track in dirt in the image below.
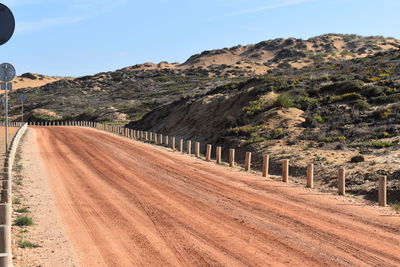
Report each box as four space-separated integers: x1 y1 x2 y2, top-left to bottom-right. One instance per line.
32 126 400 266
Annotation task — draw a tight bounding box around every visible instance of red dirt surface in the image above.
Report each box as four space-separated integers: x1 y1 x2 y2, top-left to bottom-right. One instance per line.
32 126 400 266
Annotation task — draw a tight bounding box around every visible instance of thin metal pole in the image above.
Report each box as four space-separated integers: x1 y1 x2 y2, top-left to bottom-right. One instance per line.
21 97 24 124
5 83 8 153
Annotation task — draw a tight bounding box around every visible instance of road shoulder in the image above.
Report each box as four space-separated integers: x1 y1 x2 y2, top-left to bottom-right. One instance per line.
11 128 77 267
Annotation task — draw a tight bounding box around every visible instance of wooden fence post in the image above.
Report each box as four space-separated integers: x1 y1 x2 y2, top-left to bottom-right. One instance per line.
282 160 289 183
245 152 251 171
159 134 163 145
262 155 269 177
0 204 11 225
379 176 387 207
307 163 314 188
179 139 184 153
195 142 200 158
0 225 11 266
165 135 169 146
338 167 345 195
187 140 191 155
229 149 235 167
216 146 222 163
206 144 212 161
172 137 176 150
1 190 8 204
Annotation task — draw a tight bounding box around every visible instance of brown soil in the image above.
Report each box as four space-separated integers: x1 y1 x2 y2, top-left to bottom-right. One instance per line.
12 129 77 267
30 126 400 266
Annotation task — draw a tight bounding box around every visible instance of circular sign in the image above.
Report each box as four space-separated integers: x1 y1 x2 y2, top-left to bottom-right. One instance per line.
0 4 15 46
0 63 16 82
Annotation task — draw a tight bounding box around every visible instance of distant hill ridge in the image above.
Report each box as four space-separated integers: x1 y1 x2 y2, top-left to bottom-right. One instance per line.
127 34 400 77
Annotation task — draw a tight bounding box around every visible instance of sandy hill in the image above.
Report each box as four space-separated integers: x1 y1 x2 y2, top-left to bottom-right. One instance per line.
13 73 64 89
123 34 400 77
179 34 400 76
0 73 63 95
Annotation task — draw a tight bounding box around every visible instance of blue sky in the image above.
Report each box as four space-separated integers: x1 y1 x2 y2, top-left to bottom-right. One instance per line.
1 0 400 77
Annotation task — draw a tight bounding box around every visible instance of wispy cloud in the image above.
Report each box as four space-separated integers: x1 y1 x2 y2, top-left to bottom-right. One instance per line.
17 15 88 32
14 0 130 33
226 0 313 16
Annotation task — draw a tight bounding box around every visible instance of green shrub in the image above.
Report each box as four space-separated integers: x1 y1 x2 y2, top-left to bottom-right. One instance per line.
276 91 302 108
385 87 397 94
243 98 265 116
392 204 400 211
354 99 370 110
330 92 364 103
319 136 346 143
18 240 38 248
351 155 365 163
360 85 384 97
230 125 263 134
14 216 33 226
297 96 318 110
276 93 295 108
313 114 324 123
373 108 392 119
16 208 29 213
220 83 238 90
21 73 37 80
368 141 396 148
372 93 400 104
244 137 265 145
320 80 364 95
272 128 285 139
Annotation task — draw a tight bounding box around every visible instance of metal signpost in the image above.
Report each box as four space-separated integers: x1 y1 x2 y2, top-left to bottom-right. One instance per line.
0 4 16 155
19 93 27 123
0 63 16 152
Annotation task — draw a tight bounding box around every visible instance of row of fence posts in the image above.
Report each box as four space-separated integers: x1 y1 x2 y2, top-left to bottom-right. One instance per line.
0 123 28 266
27 121 96 127
98 127 388 208
0 122 23 127
22 122 390 207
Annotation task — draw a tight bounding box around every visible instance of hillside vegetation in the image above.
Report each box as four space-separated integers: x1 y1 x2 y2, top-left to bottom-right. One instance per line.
3 33 400 203
130 49 400 203
4 34 400 123
6 69 240 122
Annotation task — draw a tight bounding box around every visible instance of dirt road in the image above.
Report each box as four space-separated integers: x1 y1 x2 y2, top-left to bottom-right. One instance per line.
32 126 400 266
